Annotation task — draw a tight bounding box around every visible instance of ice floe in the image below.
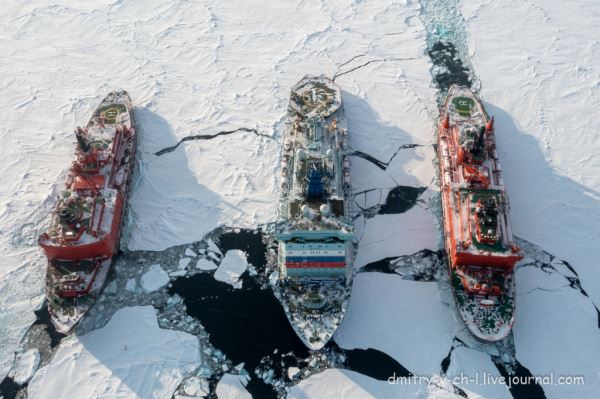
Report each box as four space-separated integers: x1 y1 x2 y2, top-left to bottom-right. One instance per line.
140 264 170 293
214 250 249 289
8 348 40 385
28 306 200 399
215 373 251 399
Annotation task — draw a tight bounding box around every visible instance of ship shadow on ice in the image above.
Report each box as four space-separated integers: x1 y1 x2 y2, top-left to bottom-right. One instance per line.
485 103 600 311
340 91 431 223
66 108 234 399
341 90 421 177
121 107 229 252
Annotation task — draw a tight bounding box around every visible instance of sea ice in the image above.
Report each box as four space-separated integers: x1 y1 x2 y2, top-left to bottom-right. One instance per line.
125 278 138 292
140 264 170 293
215 373 251 399
335 273 456 375
9 348 40 385
464 0 600 306
28 306 200 399
446 347 511 399
512 266 600 398
185 248 197 257
178 257 192 270
195 258 218 271
213 250 248 289
289 368 462 399
353 195 439 269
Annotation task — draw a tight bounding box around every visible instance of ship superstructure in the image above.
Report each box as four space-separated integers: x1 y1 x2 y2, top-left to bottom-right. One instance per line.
275 75 355 349
38 91 136 333
438 85 522 341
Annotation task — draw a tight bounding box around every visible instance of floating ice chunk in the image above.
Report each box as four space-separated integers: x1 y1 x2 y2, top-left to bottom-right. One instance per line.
247 265 258 276
184 248 197 257
216 373 251 399
207 253 221 263
446 347 511 399
141 264 170 293
182 376 209 396
178 257 192 270
335 273 456 374
28 306 200 399
262 368 275 384
9 349 40 385
289 369 432 398
169 270 187 277
195 258 218 271
167 294 182 307
269 271 279 286
287 367 300 379
125 278 137 292
206 238 222 257
234 362 245 372
214 250 248 289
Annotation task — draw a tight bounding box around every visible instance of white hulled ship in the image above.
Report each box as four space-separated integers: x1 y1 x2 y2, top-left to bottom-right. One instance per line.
274 75 356 349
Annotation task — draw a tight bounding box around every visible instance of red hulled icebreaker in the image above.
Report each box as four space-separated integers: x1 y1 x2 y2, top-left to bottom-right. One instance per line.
438 85 523 341
39 91 136 334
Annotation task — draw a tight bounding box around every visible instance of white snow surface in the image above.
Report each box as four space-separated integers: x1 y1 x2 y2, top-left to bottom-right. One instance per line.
513 265 600 398
178 257 192 270
354 190 439 269
8 348 40 385
214 250 248 288
215 373 251 399
335 273 457 375
289 368 462 399
184 248 197 257
446 347 511 399
140 264 170 293
28 306 200 399
195 258 218 271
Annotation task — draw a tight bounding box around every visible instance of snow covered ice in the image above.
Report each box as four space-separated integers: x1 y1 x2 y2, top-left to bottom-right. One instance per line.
28 306 200 399
8 349 40 386
195 257 218 271
213 250 249 288
215 373 251 399
1 0 600 398
140 264 169 293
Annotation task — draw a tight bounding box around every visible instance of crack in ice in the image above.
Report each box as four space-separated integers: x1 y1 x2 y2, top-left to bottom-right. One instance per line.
332 57 420 82
349 144 421 171
154 127 274 156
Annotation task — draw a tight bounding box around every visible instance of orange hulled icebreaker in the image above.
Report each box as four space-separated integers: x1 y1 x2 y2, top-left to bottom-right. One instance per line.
38 91 136 333
438 85 522 341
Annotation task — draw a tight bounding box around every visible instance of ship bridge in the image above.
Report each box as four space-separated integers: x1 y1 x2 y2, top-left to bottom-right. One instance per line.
276 75 355 281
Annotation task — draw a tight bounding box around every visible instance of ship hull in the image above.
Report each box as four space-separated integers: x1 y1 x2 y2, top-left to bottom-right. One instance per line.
47 258 113 334
437 85 521 342
438 179 516 342
41 90 136 334
274 75 356 349
283 287 352 350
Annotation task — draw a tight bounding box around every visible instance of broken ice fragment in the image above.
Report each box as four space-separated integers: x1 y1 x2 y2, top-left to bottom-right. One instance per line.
195 258 218 271
185 248 197 257
141 264 170 293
